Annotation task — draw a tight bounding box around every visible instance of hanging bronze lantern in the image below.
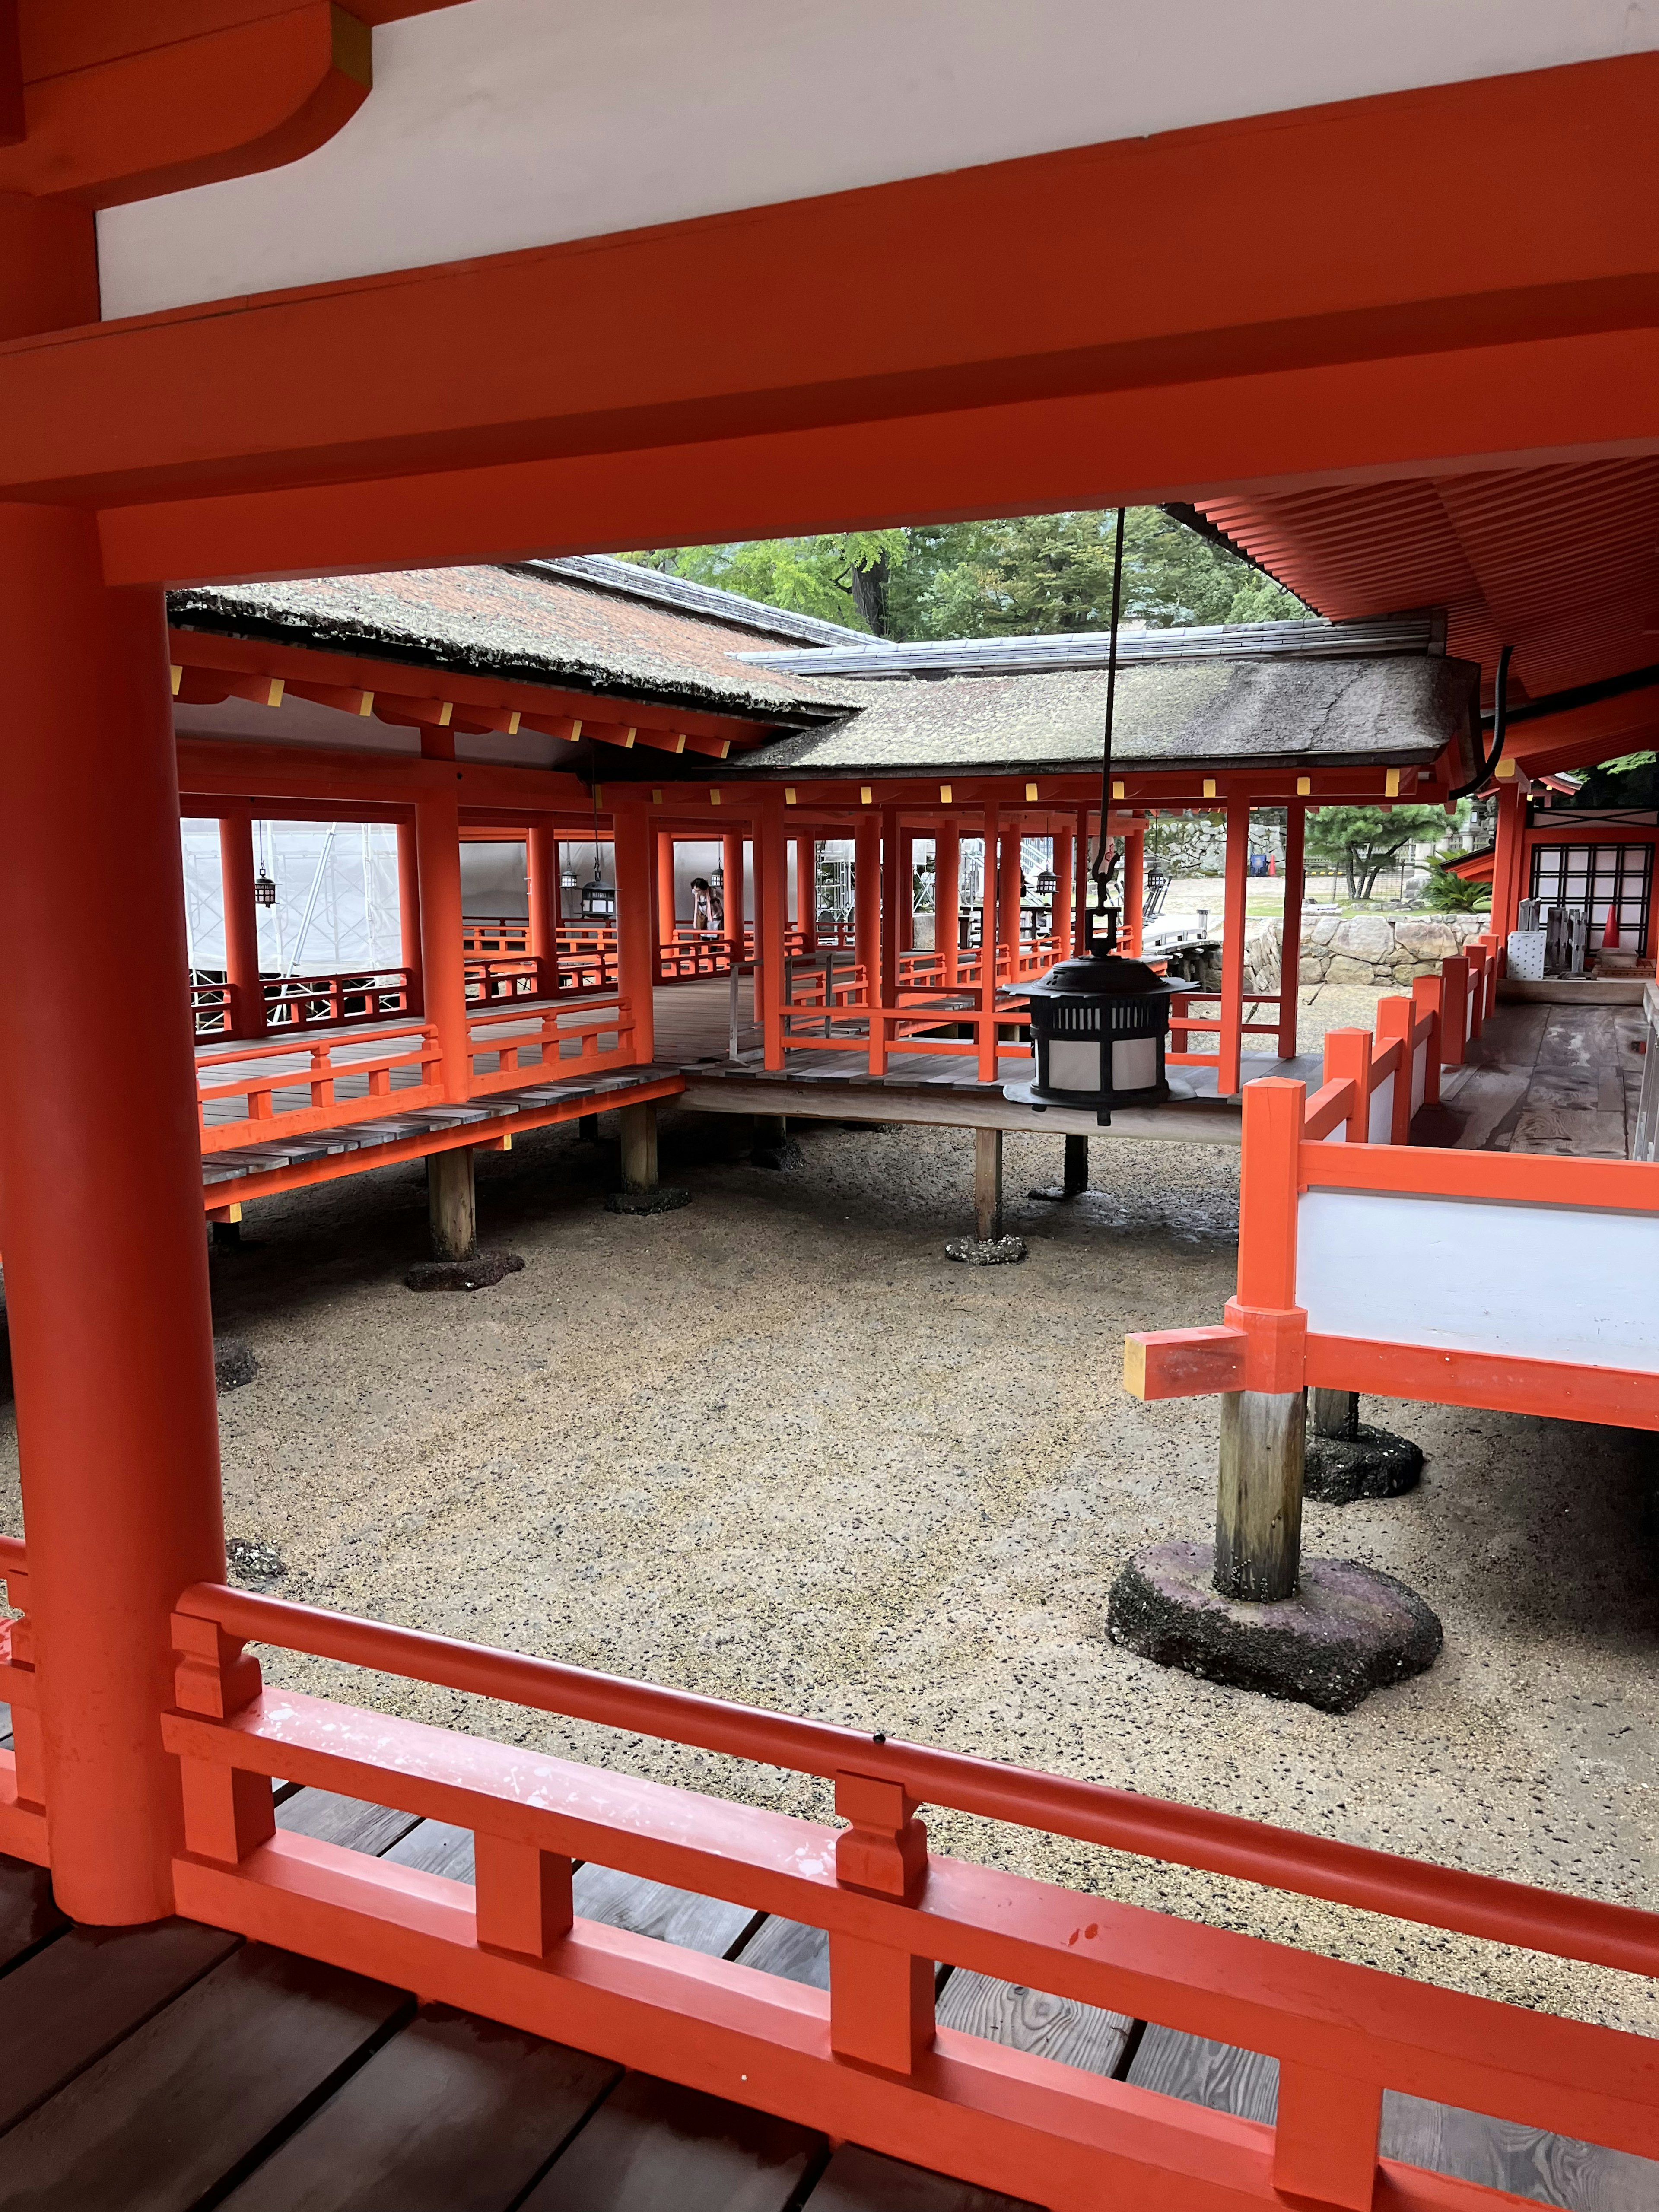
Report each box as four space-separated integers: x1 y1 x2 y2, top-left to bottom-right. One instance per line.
253 870 277 909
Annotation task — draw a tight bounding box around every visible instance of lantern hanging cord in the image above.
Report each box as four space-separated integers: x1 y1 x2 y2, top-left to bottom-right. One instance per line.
1091 505 1128 948
1447 643 1513 801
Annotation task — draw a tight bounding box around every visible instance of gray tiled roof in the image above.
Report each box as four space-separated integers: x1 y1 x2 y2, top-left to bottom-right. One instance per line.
737 656 1479 777
168 564 858 723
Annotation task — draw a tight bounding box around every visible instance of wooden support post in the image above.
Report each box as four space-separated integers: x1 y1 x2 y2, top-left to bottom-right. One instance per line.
1062 1133 1088 1195
415 793 472 1103
934 823 960 984
757 798 788 1072
1491 779 1526 945
576 1113 600 1143
612 803 656 1067
217 804 266 1039
396 817 423 1012
1310 1388 1360 1441
829 1773 933 2075
998 826 1022 979
1123 819 1145 956
0 505 226 1922
854 810 881 1004
793 833 816 953
1052 824 1074 957
973 1127 1004 1242
1215 1389 1305 1602
1074 803 1093 952
656 828 678 968
1217 799 1250 1096
978 803 1000 1079
880 805 902 1007
528 822 557 996
721 828 745 964
1411 974 1443 1108
1278 803 1305 1060
619 1100 658 1192
427 1146 477 1261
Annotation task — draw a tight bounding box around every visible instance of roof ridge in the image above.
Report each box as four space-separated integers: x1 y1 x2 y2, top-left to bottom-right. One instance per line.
520 554 872 649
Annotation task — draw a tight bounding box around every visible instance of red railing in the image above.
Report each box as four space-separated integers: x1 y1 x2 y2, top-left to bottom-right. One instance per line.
67 1566 1653 2211
464 997 636 1094
196 1024 445 1152
191 967 417 1042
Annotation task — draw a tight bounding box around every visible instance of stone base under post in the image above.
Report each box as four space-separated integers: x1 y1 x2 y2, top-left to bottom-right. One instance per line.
605 1100 691 1215
1108 1387 1441 1713
406 1146 524 1290
1306 1386 1425 1503
946 1127 1025 1264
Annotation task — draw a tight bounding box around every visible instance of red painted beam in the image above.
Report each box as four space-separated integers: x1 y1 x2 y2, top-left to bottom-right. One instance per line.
1124 1327 1248 1402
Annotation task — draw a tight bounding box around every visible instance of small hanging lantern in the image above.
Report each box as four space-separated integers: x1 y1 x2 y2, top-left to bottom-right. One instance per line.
1006 945 1179 1125
1035 868 1058 900
580 879 617 920
253 869 277 909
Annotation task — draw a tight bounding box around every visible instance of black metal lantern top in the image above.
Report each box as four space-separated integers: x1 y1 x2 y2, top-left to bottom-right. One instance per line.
1035 868 1058 899
1005 942 1180 1125
253 870 277 909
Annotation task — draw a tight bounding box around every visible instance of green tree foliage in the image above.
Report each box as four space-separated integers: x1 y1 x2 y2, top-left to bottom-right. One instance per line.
623 532 906 632
1421 858 1491 912
1304 805 1448 901
623 510 1309 639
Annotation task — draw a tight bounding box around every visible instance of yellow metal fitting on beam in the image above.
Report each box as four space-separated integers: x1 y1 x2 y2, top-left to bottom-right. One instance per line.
1025 782 1039 801
860 786 873 804
1112 779 1125 799
1296 776 1311 795
785 787 798 805
1202 778 1217 798
939 784 953 803
1385 767 1401 797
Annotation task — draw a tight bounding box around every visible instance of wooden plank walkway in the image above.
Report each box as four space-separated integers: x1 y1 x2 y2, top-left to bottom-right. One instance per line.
2 1790 1650 2207
1440 1002 1646 1159
658 976 1315 1141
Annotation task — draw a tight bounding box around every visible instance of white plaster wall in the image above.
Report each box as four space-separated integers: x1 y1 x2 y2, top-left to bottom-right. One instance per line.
1411 1038 1428 1118
1367 1071 1395 1145
1298 1189 1659 1372
99 0 1659 319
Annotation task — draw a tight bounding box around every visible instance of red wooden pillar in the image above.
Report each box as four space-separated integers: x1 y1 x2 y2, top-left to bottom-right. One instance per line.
1278 803 1305 1061
655 828 677 973
415 794 472 1103
998 826 1022 982
721 828 745 963
396 817 423 1012
1491 779 1526 946
1074 804 1093 952
978 801 1000 1079
1052 824 1074 958
793 833 816 953
880 807 903 1006
1122 819 1145 956
217 804 266 1039
854 811 881 1002
528 823 557 996
1217 799 1250 1097
934 823 960 983
0 504 227 1923
757 800 788 1071
613 803 657 1067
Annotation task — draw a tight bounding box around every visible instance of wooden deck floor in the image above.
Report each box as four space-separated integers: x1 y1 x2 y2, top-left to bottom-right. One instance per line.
1440 1002 1646 1158
1 1792 1652 2209
659 978 1310 1141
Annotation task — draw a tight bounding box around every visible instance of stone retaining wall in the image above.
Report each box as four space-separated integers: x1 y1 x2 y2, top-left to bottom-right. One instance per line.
1241 912 1490 995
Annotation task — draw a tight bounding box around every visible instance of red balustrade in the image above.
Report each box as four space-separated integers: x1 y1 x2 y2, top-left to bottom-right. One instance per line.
196 1024 445 1152
191 967 417 1042
464 997 635 1094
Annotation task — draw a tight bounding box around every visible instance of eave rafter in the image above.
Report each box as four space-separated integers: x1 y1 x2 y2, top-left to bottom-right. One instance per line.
166 629 754 760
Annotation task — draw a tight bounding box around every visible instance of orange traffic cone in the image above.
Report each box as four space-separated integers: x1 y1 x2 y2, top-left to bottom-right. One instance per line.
1602 903 1621 950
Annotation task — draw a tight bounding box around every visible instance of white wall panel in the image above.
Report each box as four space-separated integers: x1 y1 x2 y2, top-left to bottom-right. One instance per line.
99 0 1657 319
1298 1189 1659 1372
1367 1071 1395 1144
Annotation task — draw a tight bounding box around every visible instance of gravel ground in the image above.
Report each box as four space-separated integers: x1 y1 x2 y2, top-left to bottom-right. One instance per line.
3 1104 1656 2039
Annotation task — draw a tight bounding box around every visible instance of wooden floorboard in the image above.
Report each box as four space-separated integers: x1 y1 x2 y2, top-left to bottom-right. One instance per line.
1379 2091 1659 2209
1125 2024 1280 2125
0 1942 411 2212
519 2070 824 2212
218 2003 619 2212
276 1786 423 1858
731 1912 831 1987
804 2143 1042 2210
934 1969 1135 2078
0 1852 65 1974
0 1920 239 2139
571 1860 763 1958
